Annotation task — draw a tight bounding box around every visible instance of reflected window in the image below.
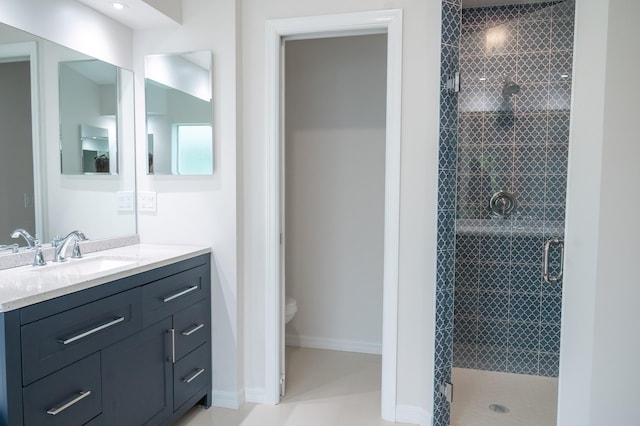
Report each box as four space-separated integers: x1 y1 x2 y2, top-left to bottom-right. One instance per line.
173 124 213 175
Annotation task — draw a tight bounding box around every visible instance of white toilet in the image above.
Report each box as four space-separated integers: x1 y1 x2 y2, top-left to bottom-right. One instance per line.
285 297 297 324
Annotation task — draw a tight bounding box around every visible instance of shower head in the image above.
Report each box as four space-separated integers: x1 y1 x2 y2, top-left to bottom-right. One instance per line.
502 76 521 97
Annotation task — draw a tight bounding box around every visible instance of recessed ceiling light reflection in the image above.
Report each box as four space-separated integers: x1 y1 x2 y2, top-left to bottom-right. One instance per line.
112 2 128 10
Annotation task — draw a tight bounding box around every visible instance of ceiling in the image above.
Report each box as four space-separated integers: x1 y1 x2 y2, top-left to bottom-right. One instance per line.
76 0 555 27
462 0 554 8
75 0 181 30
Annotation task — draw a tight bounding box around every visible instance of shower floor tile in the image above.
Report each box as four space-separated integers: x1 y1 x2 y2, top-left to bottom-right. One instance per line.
451 367 558 426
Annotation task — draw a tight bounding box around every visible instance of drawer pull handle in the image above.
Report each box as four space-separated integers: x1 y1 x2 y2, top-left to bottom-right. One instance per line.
183 367 205 384
171 329 176 364
543 238 565 283
46 390 91 415
182 323 205 336
58 317 125 345
163 285 199 303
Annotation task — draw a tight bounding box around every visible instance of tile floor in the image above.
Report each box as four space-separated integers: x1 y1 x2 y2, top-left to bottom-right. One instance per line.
176 349 559 425
450 367 559 426
176 346 412 426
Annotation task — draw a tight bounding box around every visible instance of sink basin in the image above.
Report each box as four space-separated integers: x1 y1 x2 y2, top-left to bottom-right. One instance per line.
31 256 139 276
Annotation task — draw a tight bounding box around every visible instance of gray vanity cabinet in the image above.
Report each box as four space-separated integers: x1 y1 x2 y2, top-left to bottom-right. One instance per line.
102 317 173 425
0 253 212 426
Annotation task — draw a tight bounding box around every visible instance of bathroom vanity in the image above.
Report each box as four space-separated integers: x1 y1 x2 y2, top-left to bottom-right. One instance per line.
0 244 212 425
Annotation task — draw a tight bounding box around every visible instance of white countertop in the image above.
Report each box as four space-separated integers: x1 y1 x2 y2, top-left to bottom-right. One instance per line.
0 243 211 312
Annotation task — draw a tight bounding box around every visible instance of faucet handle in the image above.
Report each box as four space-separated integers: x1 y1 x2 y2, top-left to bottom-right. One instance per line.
32 241 46 266
72 240 83 259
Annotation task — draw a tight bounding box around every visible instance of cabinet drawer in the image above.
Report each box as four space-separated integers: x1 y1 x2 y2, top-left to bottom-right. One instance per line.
173 343 210 410
21 288 141 385
142 264 208 326
23 352 102 426
174 300 210 361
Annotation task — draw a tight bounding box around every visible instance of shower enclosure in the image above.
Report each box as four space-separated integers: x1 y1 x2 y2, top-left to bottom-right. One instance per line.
434 1 575 425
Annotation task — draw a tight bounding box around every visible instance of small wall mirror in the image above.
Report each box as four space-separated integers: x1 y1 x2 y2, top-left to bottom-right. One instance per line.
59 59 120 175
144 51 213 175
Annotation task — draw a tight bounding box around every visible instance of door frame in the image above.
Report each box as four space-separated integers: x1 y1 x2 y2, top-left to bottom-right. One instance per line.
263 9 403 421
0 42 44 242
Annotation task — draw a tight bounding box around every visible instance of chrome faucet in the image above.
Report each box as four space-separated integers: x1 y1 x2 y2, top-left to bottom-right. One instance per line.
0 244 19 254
11 228 37 248
53 231 87 262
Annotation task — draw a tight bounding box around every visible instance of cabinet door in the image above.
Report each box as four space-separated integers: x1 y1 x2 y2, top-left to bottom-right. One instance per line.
102 318 172 426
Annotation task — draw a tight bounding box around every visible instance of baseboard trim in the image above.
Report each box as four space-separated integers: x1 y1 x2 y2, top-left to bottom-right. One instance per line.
244 388 266 404
286 334 382 355
396 405 431 426
212 389 244 409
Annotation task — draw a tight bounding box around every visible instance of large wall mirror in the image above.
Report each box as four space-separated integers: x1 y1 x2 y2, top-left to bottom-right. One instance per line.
145 51 213 175
0 21 136 250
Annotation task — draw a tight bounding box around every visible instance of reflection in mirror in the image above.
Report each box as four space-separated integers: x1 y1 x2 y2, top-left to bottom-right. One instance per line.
0 21 137 250
81 124 110 173
59 60 118 175
0 44 36 246
145 51 213 175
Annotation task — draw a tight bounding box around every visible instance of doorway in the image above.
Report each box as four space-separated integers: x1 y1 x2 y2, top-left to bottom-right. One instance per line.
0 42 41 248
263 10 403 421
282 32 386 407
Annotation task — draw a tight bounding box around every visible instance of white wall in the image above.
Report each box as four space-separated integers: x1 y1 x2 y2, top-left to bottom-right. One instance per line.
133 0 241 408
284 35 386 354
242 0 441 419
560 0 640 424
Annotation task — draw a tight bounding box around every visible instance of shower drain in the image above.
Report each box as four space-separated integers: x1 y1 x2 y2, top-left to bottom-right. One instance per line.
489 404 510 414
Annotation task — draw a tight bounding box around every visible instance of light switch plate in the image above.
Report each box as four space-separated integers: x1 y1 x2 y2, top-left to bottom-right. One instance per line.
116 191 135 212
139 191 157 213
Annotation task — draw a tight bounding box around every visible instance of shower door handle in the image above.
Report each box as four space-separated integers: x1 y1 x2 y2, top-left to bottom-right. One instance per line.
543 239 564 283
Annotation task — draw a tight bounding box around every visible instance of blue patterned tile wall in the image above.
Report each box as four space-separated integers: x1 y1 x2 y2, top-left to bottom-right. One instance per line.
453 0 574 378
434 1 461 425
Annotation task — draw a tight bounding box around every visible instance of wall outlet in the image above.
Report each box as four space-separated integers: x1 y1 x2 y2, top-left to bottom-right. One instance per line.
139 191 157 213
116 191 135 212
23 193 34 209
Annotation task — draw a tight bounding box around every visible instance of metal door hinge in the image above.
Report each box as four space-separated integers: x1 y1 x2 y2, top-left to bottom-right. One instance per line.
279 374 286 397
439 381 453 403
445 71 460 93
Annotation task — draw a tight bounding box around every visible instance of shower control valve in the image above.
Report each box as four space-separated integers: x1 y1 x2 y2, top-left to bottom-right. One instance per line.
489 190 516 218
